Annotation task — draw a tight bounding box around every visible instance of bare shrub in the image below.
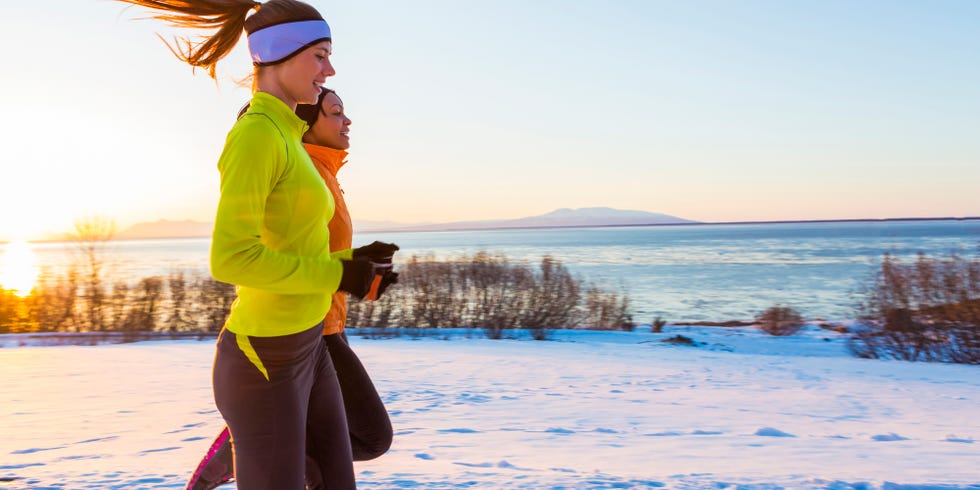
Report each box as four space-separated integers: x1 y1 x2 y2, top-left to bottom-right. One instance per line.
662 334 699 346
70 215 116 331
520 256 581 340
106 282 131 330
195 276 237 331
581 286 631 331
347 282 407 338
123 277 164 331
24 268 79 332
166 272 193 331
651 316 667 333
346 252 629 340
4 251 633 339
0 288 24 333
850 251 980 364
465 252 531 339
398 256 468 331
756 306 805 336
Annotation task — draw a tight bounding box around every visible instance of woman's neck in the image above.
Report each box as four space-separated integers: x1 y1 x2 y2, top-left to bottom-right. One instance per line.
255 73 297 110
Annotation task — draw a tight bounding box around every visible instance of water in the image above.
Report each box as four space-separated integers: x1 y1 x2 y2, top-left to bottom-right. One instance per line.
5 220 979 322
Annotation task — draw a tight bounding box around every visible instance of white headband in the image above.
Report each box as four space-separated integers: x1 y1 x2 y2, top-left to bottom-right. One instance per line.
247 19 331 64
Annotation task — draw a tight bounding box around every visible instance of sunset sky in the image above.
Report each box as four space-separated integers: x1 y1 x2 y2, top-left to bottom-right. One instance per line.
2 0 979 241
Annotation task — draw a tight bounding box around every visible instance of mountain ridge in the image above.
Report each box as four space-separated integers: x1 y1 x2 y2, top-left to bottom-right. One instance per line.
116 208 697 239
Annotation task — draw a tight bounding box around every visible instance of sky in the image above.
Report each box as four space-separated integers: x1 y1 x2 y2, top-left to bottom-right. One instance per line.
2 0 979 241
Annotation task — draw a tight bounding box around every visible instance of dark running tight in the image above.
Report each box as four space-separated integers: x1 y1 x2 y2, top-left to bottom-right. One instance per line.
325 331 393 461
305 332 393 488
213 324 355 490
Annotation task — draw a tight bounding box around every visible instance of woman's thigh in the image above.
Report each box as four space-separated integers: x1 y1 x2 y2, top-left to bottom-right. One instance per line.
306 346 356 489
324 333 393 460
213 326 321 490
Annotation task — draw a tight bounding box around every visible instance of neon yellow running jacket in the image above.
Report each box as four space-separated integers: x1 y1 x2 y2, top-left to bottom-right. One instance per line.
210 92 352 337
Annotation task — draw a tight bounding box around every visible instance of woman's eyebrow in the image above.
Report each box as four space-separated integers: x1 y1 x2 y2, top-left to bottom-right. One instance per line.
329 104 343 111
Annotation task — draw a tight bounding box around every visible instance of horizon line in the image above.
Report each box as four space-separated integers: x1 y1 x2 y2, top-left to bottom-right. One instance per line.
11 215 979 244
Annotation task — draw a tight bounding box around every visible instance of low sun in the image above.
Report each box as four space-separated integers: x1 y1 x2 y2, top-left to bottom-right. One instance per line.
0 240 39 297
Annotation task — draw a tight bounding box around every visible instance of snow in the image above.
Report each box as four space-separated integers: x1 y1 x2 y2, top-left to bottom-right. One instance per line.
1 326 978 489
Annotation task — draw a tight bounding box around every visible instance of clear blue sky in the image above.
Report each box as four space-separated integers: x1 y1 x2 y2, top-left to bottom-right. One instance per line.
2 0 979 240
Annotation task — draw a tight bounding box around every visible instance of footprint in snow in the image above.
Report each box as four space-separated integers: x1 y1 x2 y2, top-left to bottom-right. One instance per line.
11 446 64 454
138 447 180 455
453 460 527 470
546 427 575 435
945 435 974 443
872 433 909 441
437 428 480 434
691 430 724 435
755 427 796 438
75 436 118 444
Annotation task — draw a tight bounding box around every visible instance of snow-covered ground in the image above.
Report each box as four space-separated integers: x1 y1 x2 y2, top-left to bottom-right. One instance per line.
1 326 978 489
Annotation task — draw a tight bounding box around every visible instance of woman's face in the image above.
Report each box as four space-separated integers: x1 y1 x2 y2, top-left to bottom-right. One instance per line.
305 92 352 150
269 40 335 106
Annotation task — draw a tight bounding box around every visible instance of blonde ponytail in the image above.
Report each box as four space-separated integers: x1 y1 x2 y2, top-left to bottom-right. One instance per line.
116 0 260 78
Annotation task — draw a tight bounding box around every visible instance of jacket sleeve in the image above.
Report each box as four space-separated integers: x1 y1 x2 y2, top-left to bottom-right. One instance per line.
209 118 345 294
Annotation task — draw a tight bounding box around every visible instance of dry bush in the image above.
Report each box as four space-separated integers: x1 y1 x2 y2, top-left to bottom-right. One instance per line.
193 276 237 331
166 272 193 331
651 316 667 333
4 252 632 339
581 286 631 331
123 277 164 331
850 251 980 364
23 269 79 332
347 252 629 340
755 306 805 336
71 215 116 331
521 256 581 339
0 288 25 333
400 256 470 330
464 252 532 339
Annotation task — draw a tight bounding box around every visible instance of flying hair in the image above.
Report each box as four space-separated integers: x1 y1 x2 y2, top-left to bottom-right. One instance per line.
115 0 325 78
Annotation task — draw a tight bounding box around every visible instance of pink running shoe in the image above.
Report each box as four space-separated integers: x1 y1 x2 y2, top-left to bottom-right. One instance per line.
186 427 234 490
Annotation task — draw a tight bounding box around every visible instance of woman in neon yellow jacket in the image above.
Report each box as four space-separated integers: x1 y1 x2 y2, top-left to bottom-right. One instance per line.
188 88 395 490
113 1 394 488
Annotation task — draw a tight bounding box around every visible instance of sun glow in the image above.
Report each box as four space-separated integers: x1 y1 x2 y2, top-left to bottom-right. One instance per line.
0 240 39 297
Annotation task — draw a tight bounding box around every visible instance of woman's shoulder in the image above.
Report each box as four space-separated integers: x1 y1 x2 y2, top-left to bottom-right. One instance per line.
226 113 289 152
232 112 286 139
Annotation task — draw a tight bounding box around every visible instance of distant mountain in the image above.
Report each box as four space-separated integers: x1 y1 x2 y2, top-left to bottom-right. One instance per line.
118 208 696 239
358 207 698 232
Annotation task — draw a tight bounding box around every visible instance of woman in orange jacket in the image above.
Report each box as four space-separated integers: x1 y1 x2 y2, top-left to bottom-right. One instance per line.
187 88 395 490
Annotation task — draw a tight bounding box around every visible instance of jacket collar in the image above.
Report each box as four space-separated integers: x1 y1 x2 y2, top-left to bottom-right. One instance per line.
248 92 309 137
303 143 348 176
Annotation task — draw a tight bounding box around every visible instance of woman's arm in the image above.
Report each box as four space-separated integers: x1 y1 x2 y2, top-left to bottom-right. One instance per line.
210 118 350 294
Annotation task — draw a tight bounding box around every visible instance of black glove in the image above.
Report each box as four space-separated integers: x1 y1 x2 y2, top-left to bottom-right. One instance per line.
376 270 399 298
338 259 374 299
353 241 399 264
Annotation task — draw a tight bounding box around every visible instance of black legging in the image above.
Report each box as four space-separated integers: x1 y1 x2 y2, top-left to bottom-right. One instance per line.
326 332 393 460
304 332 393 488
213 324 355 490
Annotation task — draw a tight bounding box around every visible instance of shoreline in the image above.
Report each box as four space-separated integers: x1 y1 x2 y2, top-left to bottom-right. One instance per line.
0 321 857 348
12 215 980 244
